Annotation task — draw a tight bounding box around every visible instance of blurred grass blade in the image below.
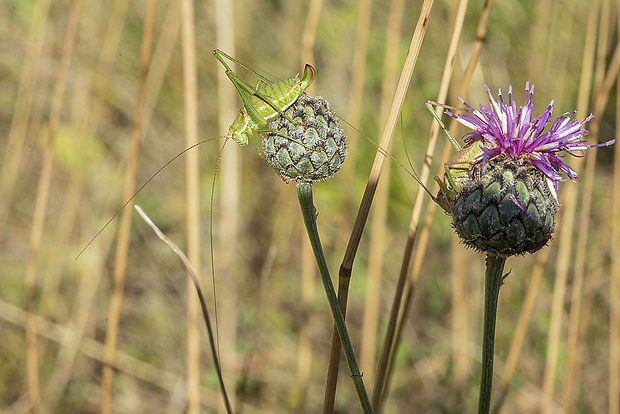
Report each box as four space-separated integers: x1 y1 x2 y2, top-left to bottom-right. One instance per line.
214 0 240 409
180 0 203 411
100 1 156 412
24 0 82 411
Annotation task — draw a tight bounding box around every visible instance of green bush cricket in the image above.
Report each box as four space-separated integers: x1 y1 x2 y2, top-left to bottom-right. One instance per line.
213 49 315 155
425 100 485 213
79 51 316 256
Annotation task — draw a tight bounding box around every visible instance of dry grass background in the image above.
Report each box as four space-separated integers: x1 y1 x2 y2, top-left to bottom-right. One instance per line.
0 0 618 413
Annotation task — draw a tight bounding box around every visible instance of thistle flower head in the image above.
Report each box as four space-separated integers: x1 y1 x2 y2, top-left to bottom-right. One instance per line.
263 95 347 182
447 83 615 203
437 83 615 256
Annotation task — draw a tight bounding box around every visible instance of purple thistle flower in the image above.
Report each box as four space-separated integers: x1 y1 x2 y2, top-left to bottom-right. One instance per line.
447 83 615 203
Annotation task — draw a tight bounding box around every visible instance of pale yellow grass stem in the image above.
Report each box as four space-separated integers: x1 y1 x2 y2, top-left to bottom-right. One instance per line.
540 3 615 411
0 0 51 241
492 3 599 412
451 240 470 399
372 0 480 409
181 0 202 412
214 0 239 412
143 0 181 130
610 66 620 414
100 1 156 412
360 0 405 388
562 41 618 413
329 3 438 410
301 0 323 70
24 0 82 411
339 0 435 291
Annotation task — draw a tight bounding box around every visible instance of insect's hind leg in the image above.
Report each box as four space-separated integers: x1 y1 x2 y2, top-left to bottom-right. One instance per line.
214 50 309 127
248 88 304 126
213 49 272 84
425 100 462 152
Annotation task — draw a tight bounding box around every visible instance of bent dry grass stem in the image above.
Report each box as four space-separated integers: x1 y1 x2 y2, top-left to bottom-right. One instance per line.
134 205 233 413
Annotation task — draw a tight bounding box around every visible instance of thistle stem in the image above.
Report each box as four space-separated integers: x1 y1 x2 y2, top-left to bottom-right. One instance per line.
478 253 506 414
296 181 373 414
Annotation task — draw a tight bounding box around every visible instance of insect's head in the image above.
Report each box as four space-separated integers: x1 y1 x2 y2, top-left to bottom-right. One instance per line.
227 110 251 146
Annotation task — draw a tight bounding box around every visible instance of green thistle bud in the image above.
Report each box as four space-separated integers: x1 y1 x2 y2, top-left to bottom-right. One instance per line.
449 156 557 256
263 95 347 182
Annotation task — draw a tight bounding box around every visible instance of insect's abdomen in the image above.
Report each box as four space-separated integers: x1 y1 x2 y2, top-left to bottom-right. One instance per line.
249 77 304 125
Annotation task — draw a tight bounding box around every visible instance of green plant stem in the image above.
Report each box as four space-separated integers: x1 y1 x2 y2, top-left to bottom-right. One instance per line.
296 181 373 414
478 253 506 414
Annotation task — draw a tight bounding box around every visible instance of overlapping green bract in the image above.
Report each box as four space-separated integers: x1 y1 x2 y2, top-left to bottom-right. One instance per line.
263 95 347 182
452 156 557 256
437 83 617 256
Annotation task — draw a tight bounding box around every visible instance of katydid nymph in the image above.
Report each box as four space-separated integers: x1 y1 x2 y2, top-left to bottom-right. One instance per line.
213 49 316 154
78 51 317 257
424 100 485 213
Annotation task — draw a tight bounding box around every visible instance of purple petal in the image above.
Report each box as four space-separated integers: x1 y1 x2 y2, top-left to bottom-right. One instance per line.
443 83 614 203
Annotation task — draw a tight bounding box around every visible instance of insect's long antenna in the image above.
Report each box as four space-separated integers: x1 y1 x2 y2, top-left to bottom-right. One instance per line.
209 138 229 357
339 117 436 200
399 116 437 200
399 112 422 186
76 136 226 259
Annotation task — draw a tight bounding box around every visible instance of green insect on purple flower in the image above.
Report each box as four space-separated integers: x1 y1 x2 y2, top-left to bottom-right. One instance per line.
430 82 616 256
